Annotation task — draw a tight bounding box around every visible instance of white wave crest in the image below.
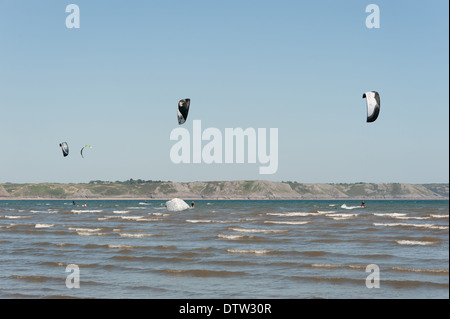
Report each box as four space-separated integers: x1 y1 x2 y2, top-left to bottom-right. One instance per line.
113 210 130 214
119 233 154 238
227 249 271 254
267 212 307 217
430 214 449 219
71 210 103 214
5 215 30 219
326 213 358 218
341 204 363 210
229 227 288 234
264 221 309 225
373 213 407 217
151 213 171 217
108 244 133 249
77 232 107 236
35 224 55 228
374 223 449 230
218 234 246 240
187 219 232 224
396 240 436 245
69 227 102 232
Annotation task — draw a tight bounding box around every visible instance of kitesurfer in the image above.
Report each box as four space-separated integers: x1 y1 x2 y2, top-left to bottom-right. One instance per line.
361 200 365 207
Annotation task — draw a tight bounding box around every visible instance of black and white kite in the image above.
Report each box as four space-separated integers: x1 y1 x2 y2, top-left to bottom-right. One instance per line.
177 98 190 125
59 142 69 157
362 91 380 123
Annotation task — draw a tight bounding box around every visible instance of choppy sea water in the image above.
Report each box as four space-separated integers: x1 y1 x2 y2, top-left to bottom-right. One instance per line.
0 200 448 299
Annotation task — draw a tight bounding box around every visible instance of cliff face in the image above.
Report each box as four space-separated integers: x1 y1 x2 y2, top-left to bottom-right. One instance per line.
0 181 448 200
0 186 10 197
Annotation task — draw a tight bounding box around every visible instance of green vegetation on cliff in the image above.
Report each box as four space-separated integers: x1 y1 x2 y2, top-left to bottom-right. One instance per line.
0 180 448 200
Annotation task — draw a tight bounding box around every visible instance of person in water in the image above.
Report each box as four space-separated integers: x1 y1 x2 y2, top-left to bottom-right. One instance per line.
191 201 195 208
361 200 365 207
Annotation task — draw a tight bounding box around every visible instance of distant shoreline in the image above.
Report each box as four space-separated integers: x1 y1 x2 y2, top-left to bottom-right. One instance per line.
1 196 448 201
1 181 448 201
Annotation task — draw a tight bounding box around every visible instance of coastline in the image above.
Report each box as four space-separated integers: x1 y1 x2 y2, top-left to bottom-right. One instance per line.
1 196 448 201
1 181 448 201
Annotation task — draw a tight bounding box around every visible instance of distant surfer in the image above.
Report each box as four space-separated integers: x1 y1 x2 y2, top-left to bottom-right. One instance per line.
191 201 195 208
361 200 365 208
72 200 76 205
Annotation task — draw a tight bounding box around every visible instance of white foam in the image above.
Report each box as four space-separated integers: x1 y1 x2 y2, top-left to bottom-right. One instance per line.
341 204 363 210
396 240 436 245
311 263 343 268
186 219 213 223
137 218 161 222
227 249 271 254
311 263 366 270
229 227 288 234
120 216 144 221
98 215 122 221
71 209 103 214
218 234 246 240
373 213 407 217
186 219 231 224
119 216 160 222
69 227 102 232
77 231 107 236
374 222 449 230
317 211 336 214
151 213 170 217
113 210 130 214
267 212 307 217
119 233 154 238
268 211 325 217
326 213 358 218
392 267 448 274
5 215 30 219
430 214 449 219
35 224 54 228
108 244 133 249
264 221 309 225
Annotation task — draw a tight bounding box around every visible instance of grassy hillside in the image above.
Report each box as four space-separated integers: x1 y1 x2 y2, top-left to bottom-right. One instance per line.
0 180 448 200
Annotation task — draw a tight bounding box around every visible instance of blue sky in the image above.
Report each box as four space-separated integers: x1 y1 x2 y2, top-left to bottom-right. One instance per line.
0 0 448 184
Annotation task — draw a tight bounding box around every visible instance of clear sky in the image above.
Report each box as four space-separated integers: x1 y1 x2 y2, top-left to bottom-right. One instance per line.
0 0 448 184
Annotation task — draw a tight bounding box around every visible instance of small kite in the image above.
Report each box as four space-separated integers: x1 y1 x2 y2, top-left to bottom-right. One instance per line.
80 145 92 158
177 98 190 125
362 91 380 123
59 142 69 157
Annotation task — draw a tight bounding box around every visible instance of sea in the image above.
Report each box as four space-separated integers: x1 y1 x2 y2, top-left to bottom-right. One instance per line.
0 199 448 299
